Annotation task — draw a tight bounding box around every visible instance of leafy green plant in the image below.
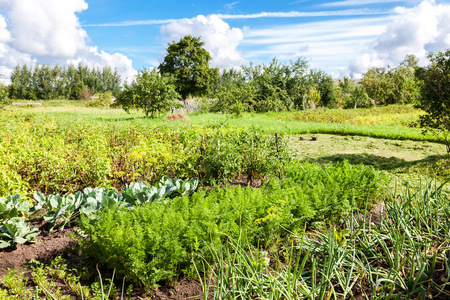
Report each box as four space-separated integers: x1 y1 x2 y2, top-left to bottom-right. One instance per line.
1 269 28 296
121 177 198 206
40 192 84 232
0 217 39 248
80 187 130 220
0 194 30 223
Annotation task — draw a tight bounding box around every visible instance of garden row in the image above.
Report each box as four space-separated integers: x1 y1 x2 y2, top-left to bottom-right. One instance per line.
0 177 199 248
79 160 382 289
2 160 381 289
2 175 449 299
0 112 287 198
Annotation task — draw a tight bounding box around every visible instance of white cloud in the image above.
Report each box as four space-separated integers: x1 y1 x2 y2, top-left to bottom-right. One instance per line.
217 8 386 19
349 0 450 76
160 15 245 69
322 0 420 7
240 16 390 76
0 0 136 83
86 8 388 27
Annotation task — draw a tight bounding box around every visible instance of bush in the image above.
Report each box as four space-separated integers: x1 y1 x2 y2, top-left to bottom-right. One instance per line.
197 129 289 185
0 84 10 110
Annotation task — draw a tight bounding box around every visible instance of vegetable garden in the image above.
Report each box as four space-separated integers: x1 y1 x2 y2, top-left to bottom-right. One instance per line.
0 103 449 299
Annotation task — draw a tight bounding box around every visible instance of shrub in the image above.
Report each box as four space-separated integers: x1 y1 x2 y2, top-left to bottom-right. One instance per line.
0 84 10 110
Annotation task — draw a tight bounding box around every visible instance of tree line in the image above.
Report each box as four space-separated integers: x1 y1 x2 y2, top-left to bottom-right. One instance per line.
7 64 121 100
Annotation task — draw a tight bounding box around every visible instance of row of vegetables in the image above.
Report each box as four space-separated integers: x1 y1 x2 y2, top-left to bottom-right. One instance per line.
0 176 199 249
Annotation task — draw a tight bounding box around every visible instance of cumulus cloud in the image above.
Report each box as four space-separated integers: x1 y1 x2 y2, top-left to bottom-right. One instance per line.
349 0 450 76
0 0 136 83
160 15 245 69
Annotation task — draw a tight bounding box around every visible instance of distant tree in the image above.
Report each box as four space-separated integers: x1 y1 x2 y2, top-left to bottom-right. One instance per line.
114 69 180 118
159 35 219 101
361 55 420 105
242 58 312 111
309 70 336 108
8 63 122 100
211 69 253 116
400 54 419 68
415 50 450 155
336 78 373 109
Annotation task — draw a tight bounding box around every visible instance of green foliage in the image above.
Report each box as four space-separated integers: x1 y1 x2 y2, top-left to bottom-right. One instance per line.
212 59 337 112
9 63 121 100
415 49 450 155
0 83 10 109
2 269 29 296
306 86 321 108
39 192 84 232
115 69 181 118
279 103 418 125
26 176 199 227
86 91 114 107
309 69 337 108
361 55 421 105
336 77 374 109
79 160 382 288
159 35 219 100
198 129 288 185
0 217 39 248
121 176 198 205
212 80 254 117
243 58 311 111
0 194 30 224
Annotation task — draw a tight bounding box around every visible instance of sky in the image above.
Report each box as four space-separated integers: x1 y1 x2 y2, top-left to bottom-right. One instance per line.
0 0 450 83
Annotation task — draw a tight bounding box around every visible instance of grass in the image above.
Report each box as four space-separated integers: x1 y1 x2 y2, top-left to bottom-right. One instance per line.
4 103 441 143
288 134 450 183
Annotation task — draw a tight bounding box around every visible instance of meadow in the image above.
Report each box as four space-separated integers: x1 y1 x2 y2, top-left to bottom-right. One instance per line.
0 102 449 299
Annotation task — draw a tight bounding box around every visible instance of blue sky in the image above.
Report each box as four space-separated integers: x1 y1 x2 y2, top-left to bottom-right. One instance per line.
0 0 450 82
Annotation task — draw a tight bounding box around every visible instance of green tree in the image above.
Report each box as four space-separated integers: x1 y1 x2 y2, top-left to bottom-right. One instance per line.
336 78 373 109
159 35 219 101
361 55 420 105
309 70 337 108
415 49 450 155
242 58 311 111
115 69 180 118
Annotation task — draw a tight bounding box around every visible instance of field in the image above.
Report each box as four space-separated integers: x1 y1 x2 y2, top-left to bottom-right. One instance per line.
0 103 449 299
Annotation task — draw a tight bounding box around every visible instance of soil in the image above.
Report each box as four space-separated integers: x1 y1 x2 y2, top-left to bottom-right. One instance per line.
0 217 205 299
166 114 190 121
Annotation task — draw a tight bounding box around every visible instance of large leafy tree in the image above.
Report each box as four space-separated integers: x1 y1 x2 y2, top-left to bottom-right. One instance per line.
115 69 180 118
415 49 450 155
159 35 219 100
